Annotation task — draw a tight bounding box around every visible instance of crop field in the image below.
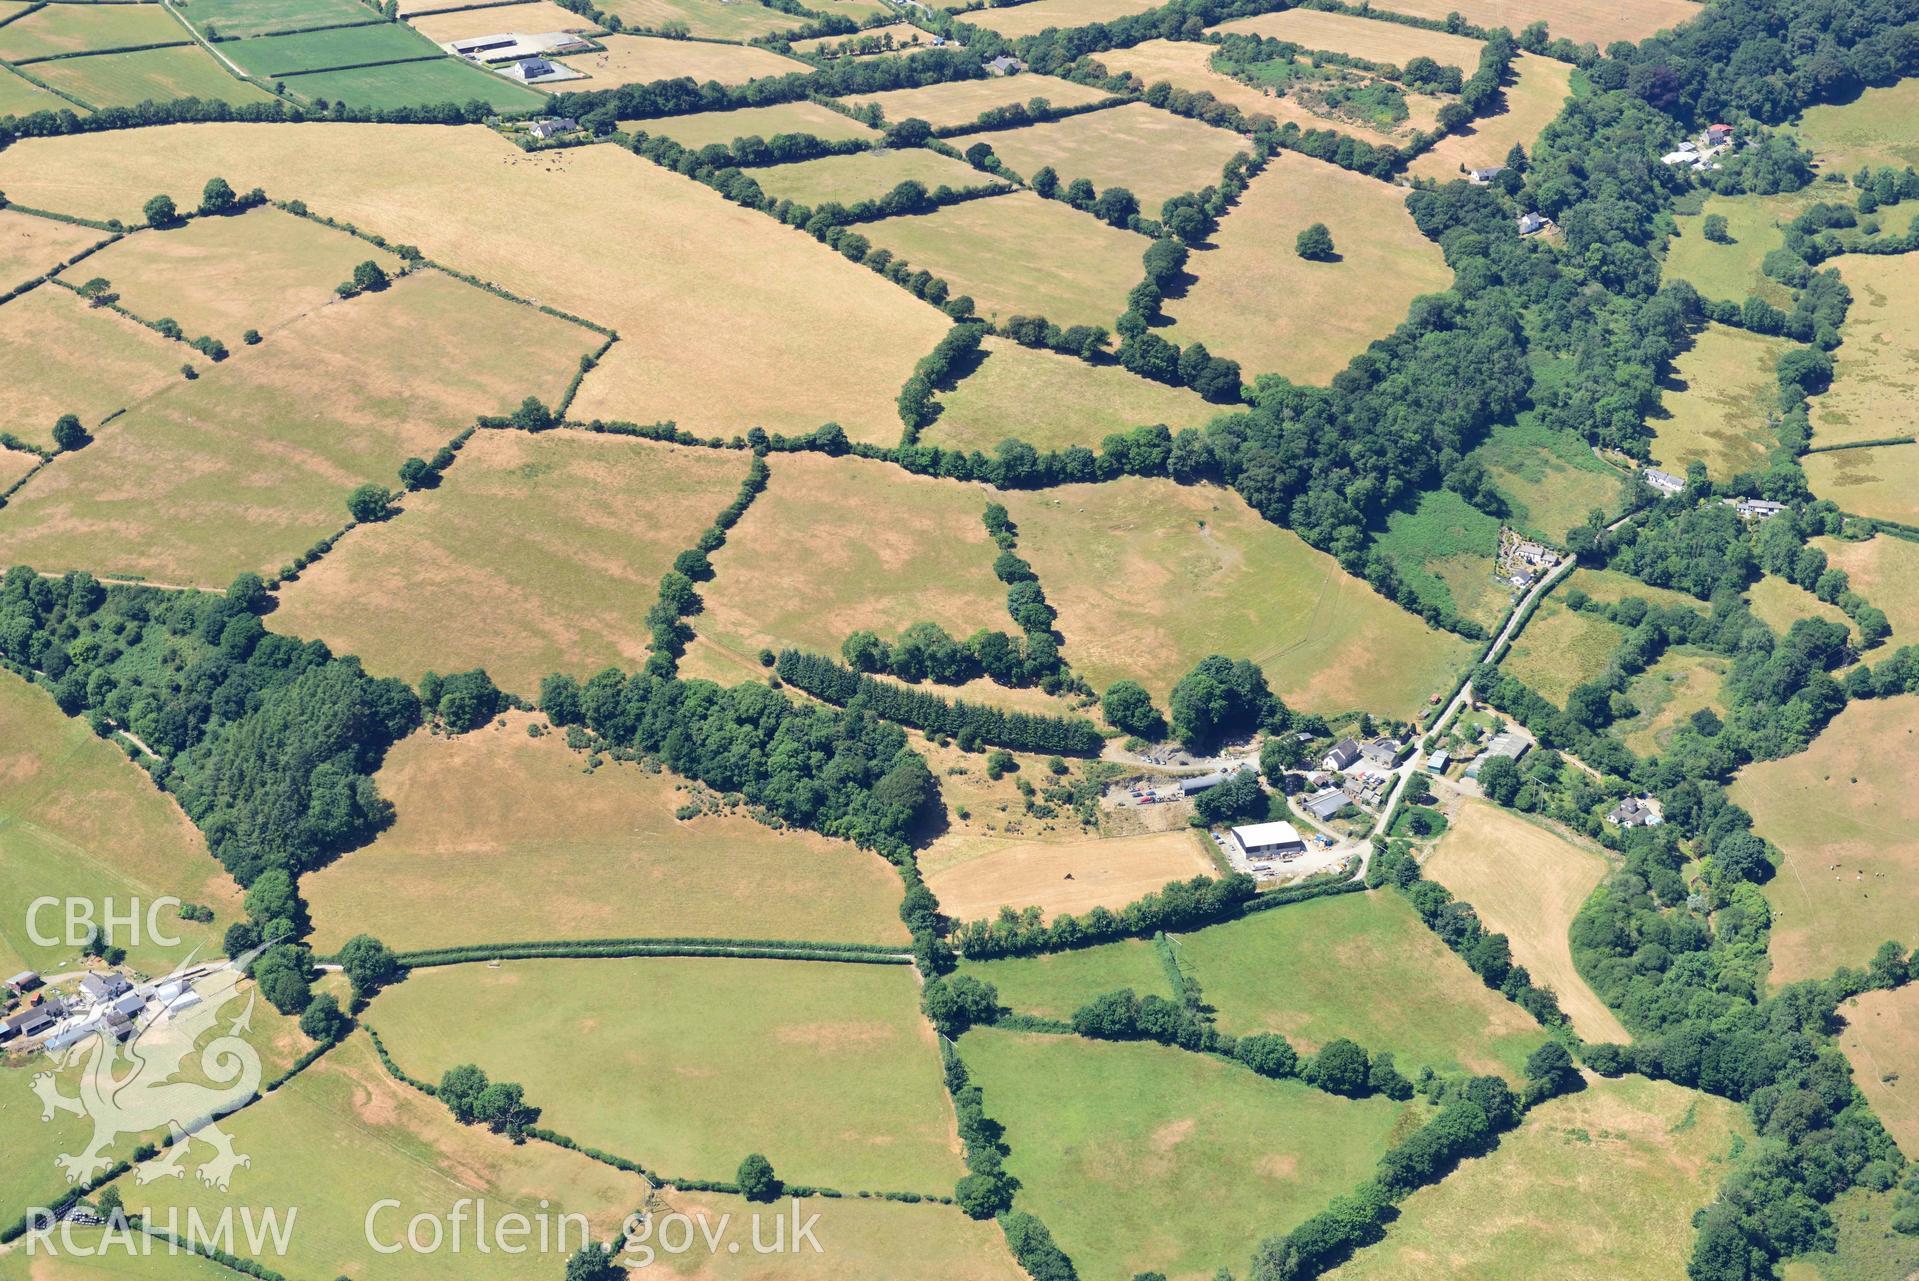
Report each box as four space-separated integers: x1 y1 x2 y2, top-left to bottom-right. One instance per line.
1504 597 1625 707
630 98 879 146
1651 323 1795 480
1174 891 1550 1078
1793 77 1919 173
1615 648 1730 757
652 1190 1024 1281
1837 985 1919 1157
302 710 910 952
0 209 107 294
1329 1076 1748 1281
925 335 1215 452
1747 573 1854 643
1407 52 1576 183
31 45 275 110
751 146 988 206
1733 695 1919 985
1815 533 1919 644
60 207 404 345
693 451 1009 666
862 189 1144 329
979 101 1247 213
1164 152 1450 385
959 0 1158 38
1804 443 1919 527
923 829 1219 926
1810 254 1919 448
959 1028 1421 1280
0 284 204 451
1375 487 1510 632
180 0 383 38
1211 8 1485 69
956 938 1171 1021
0 271 591 586
1664 187 1826 306
560 33 809 87
223 22 441 76
269 431 745 694
0 3 186 62
1425 800 1630 1043
371 957 960 1191
280 53 550 110
1001 478 1474 716
834 73 1113 131
592 0 808 39
406 0 605 41
0 64 72 117
1471 415 1629 543
1356 0 1701 48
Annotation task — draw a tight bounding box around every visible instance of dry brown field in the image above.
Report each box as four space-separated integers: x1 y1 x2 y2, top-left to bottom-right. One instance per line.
960 0 1159 38
1810 254 1919 448
752 146 988 206
1407 52 1575 181
0 208 106 292
980 101 1247 212
1211 8 1485 67
631 98 879 146
835 73 1113 130
923 828 1217 924
1836 984 1919 1157
559 33 811 88
1815 533 1919 646
1805 444 1919 527
1650 323 1796 480
1358 0 1700 48
1095 37 1406 145
405 0 606 38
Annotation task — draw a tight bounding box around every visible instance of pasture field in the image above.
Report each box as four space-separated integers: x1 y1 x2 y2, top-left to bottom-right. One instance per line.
925 335 1216 452
1565 565 1703 612
222 22 441 76
0 284 203 452
1001 478 1474 716
105 1032 648 1281
0 671 237 978
1804 443 1919 527
1615 648 1730 758
1374 487 1509 631
1211 8 1485 68
0 65 73 117
592 0 808 39
923 829 1218 926
302 710 909 952
1407 52 1576 183
1651 323 1795 480
1747 573 1854 643
960 0 1158 38
835 72 1112 130
980 101 1246 213
1425 799 1630 1043
371 957 961 1192
1164 152 1450 384
0 447 37 490
751 146 988 206
0 1234 241 1281
0 208 106 294
1328 1075 1748 1281
694 452 1007 665
279 54 549 111
1503 597 1625 707
1172 891 1550 1078
631 97 879 145
31 46 275 109
861 189 1144 330
1355 0 1700 48
808 0 893 18
1664 187 1826 306
652 1190 1024 1281
0 270 590 586
1732 696 1919 985
0 4 185 62
269 431 745 694
958 1027 1421 1281
1471 414 1629 543
955 938 1171 1021
790 21 928 58
180 0 382 38
61 207 403 344
1837 984 1919 1157
561 34 809 87
0 124 948 460
1815 533 1919 644
1810 254 1919 448
1793 77 1919 173
406 0 606 41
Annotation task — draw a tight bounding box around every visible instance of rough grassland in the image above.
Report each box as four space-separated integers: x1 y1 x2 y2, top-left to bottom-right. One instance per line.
1407 52 1575 182
1780 1188 1919 1281
303 711 909 953
1815 533 1919 646
924 829 1218 925
1665 187 1825 306
956 938 1171 1021
280 56 549 112
1566 565 1702 613
107 1032 648 1281
1095 38 1409 145
561 33 809 87
0 672 237 978
1810 254 1919 448
0 65 72 118
0 4 186 61
695 451 1008 665
1747 573 1854 644
1471 415 1629 543
752 146 987 206
1804 443 1919 527
961 0 1158 38
1355 0 1699 48
592 0 807 39
1211 8 1484 67
791 21 927 57
1425 800 1630 1043
1173 891 1550 1078
0 285 205 449
1329 1075 1748 1281
836 73 1112 131
959 1028 1421 1281
407 0 605 40
926 334 1216 452
1615 648 1729 758
32 46 275 109
0 271 591 586
981 101 1246 213
0 208 106 294
654 1190 1025 1281
1374 486 1509 631
1164 153 1450 384
61 207 404 345
1002 479 1474 716
862 190 1145 330
1732 696 1919 986
372 957 961 1192
269 431 746 694
1651 323 1795 480
1837 985 1919 1157
631 98 879 146
1793 78 1919 173
183 0 383 39
1503 596 1624 707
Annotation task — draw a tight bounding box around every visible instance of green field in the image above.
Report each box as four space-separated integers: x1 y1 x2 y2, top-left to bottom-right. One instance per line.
1782 1188 1919 1281
1565 565 1703 612
1504 596 1626 707
371 957 960 1192
1374 486 1510 631
0 284 198 449
1664 187 1826 305
1793 78 1919 173
753 146 988 207
1810 253 1919 449
958 1027 1422 1280
1472 414 1629 543
225 22 442 76
280 54 547 111
177 0 382 38
956 938 1171 1021
1173 891 1550 1078
30 45 275 109
1615 648 1730 757
0 63 75 117
981 100 1246 213
632 98 879 146
1651 323 1796 480
0 1231 242 1280
0 4 187 62
1328 1075 1748 1281
1747 573 1854 643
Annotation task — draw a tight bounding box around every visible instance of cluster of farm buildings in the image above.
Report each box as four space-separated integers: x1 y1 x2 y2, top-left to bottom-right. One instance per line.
1 966 205 1053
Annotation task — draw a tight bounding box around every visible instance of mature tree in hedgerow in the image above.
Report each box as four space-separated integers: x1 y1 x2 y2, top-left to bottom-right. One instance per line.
298 992 349 1043
1102 679 1165 739
143 194 178 228
1295 222 1336 261
51 413 87 452
737 1153 780 1202
346 483 397 523
199 176 236 216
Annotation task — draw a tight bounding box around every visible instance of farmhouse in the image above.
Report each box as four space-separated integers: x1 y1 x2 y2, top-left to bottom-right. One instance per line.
1231 820 1307 859
5 971 40 995
500 56 570 83
1642 467 1686 495
1609 797 1665 828
1707 122 1734 145
79 971 132 1005
1468 165 1504 183
1726 497 1787 521
1321 738 1362 771
1517 211 1549 235
986 54 1026 74
529 116 580 140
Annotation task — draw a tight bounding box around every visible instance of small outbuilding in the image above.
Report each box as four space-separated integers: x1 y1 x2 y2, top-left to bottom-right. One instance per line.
5 971 40 995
